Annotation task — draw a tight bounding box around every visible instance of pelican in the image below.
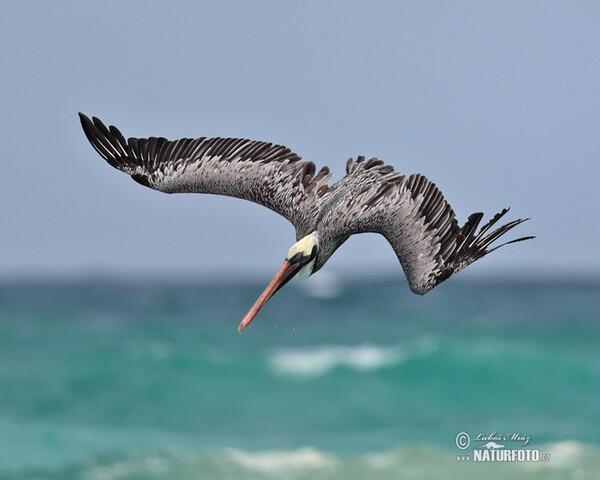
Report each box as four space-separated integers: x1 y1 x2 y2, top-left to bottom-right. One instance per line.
79 114 533 333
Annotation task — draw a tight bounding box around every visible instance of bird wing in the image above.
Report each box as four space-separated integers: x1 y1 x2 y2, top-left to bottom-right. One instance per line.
79 114 333 234
323 157 533 294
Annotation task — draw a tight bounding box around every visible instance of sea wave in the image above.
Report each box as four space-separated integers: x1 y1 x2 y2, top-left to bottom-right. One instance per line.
299 271 344 298
267 337 438 377
225 447 338 474
8 443 599 480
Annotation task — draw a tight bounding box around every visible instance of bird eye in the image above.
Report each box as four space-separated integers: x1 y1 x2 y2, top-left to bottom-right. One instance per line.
288 246 317 265
289 252 305 264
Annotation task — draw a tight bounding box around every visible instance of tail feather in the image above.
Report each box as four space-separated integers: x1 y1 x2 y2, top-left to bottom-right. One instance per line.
452 212 484 258
477 217 531 251
469 207 510 246
486 235 536 255
447 208 534 274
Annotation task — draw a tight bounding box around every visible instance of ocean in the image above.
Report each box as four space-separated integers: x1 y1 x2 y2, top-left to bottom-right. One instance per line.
0 275 598 479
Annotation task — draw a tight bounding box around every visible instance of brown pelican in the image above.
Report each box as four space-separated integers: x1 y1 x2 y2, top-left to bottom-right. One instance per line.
79 114 533 333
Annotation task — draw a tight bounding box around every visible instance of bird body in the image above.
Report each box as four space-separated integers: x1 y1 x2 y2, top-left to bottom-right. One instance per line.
79 114 533 332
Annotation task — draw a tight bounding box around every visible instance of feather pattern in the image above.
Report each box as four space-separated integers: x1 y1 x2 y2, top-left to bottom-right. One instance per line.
313 157 533 294
80 114 533 294
79 114 332 235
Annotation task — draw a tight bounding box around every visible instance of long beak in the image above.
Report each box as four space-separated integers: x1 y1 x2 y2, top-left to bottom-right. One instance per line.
238 260 301 333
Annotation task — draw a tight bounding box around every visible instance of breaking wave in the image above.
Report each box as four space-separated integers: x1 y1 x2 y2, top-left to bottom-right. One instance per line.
268 338 438 377
9 443 599 480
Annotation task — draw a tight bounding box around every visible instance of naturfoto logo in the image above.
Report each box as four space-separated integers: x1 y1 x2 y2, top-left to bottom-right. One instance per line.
455 431 550 463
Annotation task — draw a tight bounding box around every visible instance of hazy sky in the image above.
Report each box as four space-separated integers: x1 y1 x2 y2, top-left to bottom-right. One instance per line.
1 1 598 280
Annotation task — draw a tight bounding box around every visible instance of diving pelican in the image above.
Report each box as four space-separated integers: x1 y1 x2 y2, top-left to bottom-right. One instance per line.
79 114 533 333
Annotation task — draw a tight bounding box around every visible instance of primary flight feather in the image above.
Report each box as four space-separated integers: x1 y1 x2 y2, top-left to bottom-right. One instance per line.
79 113 533 332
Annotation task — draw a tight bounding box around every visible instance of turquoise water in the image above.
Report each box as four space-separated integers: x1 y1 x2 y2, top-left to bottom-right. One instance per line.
0 277 599 479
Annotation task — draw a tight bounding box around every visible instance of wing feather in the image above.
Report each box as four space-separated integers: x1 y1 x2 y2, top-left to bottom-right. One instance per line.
321 157 533 294
79 113 333 234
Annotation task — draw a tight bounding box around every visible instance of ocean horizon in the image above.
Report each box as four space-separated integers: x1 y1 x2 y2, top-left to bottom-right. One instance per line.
1 275 598 479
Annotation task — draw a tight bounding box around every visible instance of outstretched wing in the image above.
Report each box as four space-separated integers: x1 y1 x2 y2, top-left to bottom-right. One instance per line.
323 157 533 294
79 114 332 234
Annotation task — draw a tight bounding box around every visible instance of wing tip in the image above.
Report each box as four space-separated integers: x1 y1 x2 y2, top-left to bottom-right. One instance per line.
78 112 93 135
78 113 129 171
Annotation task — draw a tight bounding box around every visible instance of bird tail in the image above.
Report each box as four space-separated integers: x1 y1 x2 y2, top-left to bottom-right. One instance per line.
447 208 535 274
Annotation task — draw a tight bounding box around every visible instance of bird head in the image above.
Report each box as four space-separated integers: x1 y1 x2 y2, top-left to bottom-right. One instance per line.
237 233 318 333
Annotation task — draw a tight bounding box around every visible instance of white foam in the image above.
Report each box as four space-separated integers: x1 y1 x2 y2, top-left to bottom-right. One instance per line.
269 344 404 377
519 441 597 470
268 338 440 377
30 442 600 479
226 447 337 474
300 271 343 299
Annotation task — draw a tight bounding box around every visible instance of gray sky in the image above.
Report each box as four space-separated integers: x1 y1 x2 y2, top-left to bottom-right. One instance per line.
1 1 598 281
